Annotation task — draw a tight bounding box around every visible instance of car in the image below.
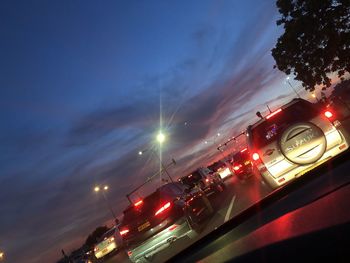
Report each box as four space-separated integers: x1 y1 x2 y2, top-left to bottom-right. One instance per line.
207 160 234 180
230 148 254 180
178 167 226 196
93 227 121 260
118 182 213 263
246 98 349 189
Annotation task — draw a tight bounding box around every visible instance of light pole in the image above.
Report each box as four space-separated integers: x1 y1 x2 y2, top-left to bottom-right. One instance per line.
94 185 118 223
286 76 301 98
138 131 174 182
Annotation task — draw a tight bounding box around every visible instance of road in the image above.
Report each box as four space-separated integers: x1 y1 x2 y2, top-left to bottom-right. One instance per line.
102 116 350 263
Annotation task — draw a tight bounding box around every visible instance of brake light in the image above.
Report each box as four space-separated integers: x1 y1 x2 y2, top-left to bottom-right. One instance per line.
240 148 247 153
266 108 282 119
155 202 171 216
120 229 129 236
134 200 143 207
324 110 333 118
168 224 178 231
252 152 260 161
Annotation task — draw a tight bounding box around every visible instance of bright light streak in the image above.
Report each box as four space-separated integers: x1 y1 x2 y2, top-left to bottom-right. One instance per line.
157 132 165 143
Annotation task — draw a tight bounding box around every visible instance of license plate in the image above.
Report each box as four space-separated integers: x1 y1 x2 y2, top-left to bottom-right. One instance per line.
138 221 150 232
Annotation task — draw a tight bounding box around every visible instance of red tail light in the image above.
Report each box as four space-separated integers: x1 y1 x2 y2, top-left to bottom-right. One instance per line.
324 110 333 118
134 200 143 207
266 108 282 119
120 228 129 236
168 224 178 231
155 202 171 216
252 152 260 161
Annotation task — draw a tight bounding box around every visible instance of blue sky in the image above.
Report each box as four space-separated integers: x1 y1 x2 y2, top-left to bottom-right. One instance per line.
0 1 308 262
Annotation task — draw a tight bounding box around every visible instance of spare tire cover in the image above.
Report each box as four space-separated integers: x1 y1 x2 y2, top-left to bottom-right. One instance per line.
279 122 326 165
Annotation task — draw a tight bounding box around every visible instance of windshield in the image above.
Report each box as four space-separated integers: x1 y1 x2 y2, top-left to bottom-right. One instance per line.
180 172 202 187
2 1 350 263
251 101 319 148
233 151 250 163
101 228 115 239
122 191 162 222
208 161 226 171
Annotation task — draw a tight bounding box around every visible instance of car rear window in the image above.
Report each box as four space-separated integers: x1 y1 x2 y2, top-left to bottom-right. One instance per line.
122 191 164 221
251 101 319 148
233 151 250 162
180 171 202 187
102 228 115 239
208 161 226 171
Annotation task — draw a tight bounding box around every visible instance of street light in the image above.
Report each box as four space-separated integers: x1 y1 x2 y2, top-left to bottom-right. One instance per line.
138 132 174 182
156 131 165 144
286 76 301 98
93 185 118 224
0 251 4 261
311 92 320 102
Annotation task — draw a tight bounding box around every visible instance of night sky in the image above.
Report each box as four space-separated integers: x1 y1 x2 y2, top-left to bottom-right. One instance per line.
0 1 310 262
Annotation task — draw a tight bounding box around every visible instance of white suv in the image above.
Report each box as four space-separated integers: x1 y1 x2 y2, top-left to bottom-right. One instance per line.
246 98 349 189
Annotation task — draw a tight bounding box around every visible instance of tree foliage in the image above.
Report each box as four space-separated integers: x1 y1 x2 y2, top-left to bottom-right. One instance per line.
84 225 109 249
272 0 350 91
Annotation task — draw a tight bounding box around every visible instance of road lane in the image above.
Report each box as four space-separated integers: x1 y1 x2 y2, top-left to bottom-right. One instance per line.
224 195 236 222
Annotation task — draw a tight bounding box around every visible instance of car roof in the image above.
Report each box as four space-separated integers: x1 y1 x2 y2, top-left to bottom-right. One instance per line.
247 98 308 132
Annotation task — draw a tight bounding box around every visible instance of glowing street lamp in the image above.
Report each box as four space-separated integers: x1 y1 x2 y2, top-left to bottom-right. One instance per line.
0 251 4 261
156 132 165 144
93 185 117 223
138 131 174 182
